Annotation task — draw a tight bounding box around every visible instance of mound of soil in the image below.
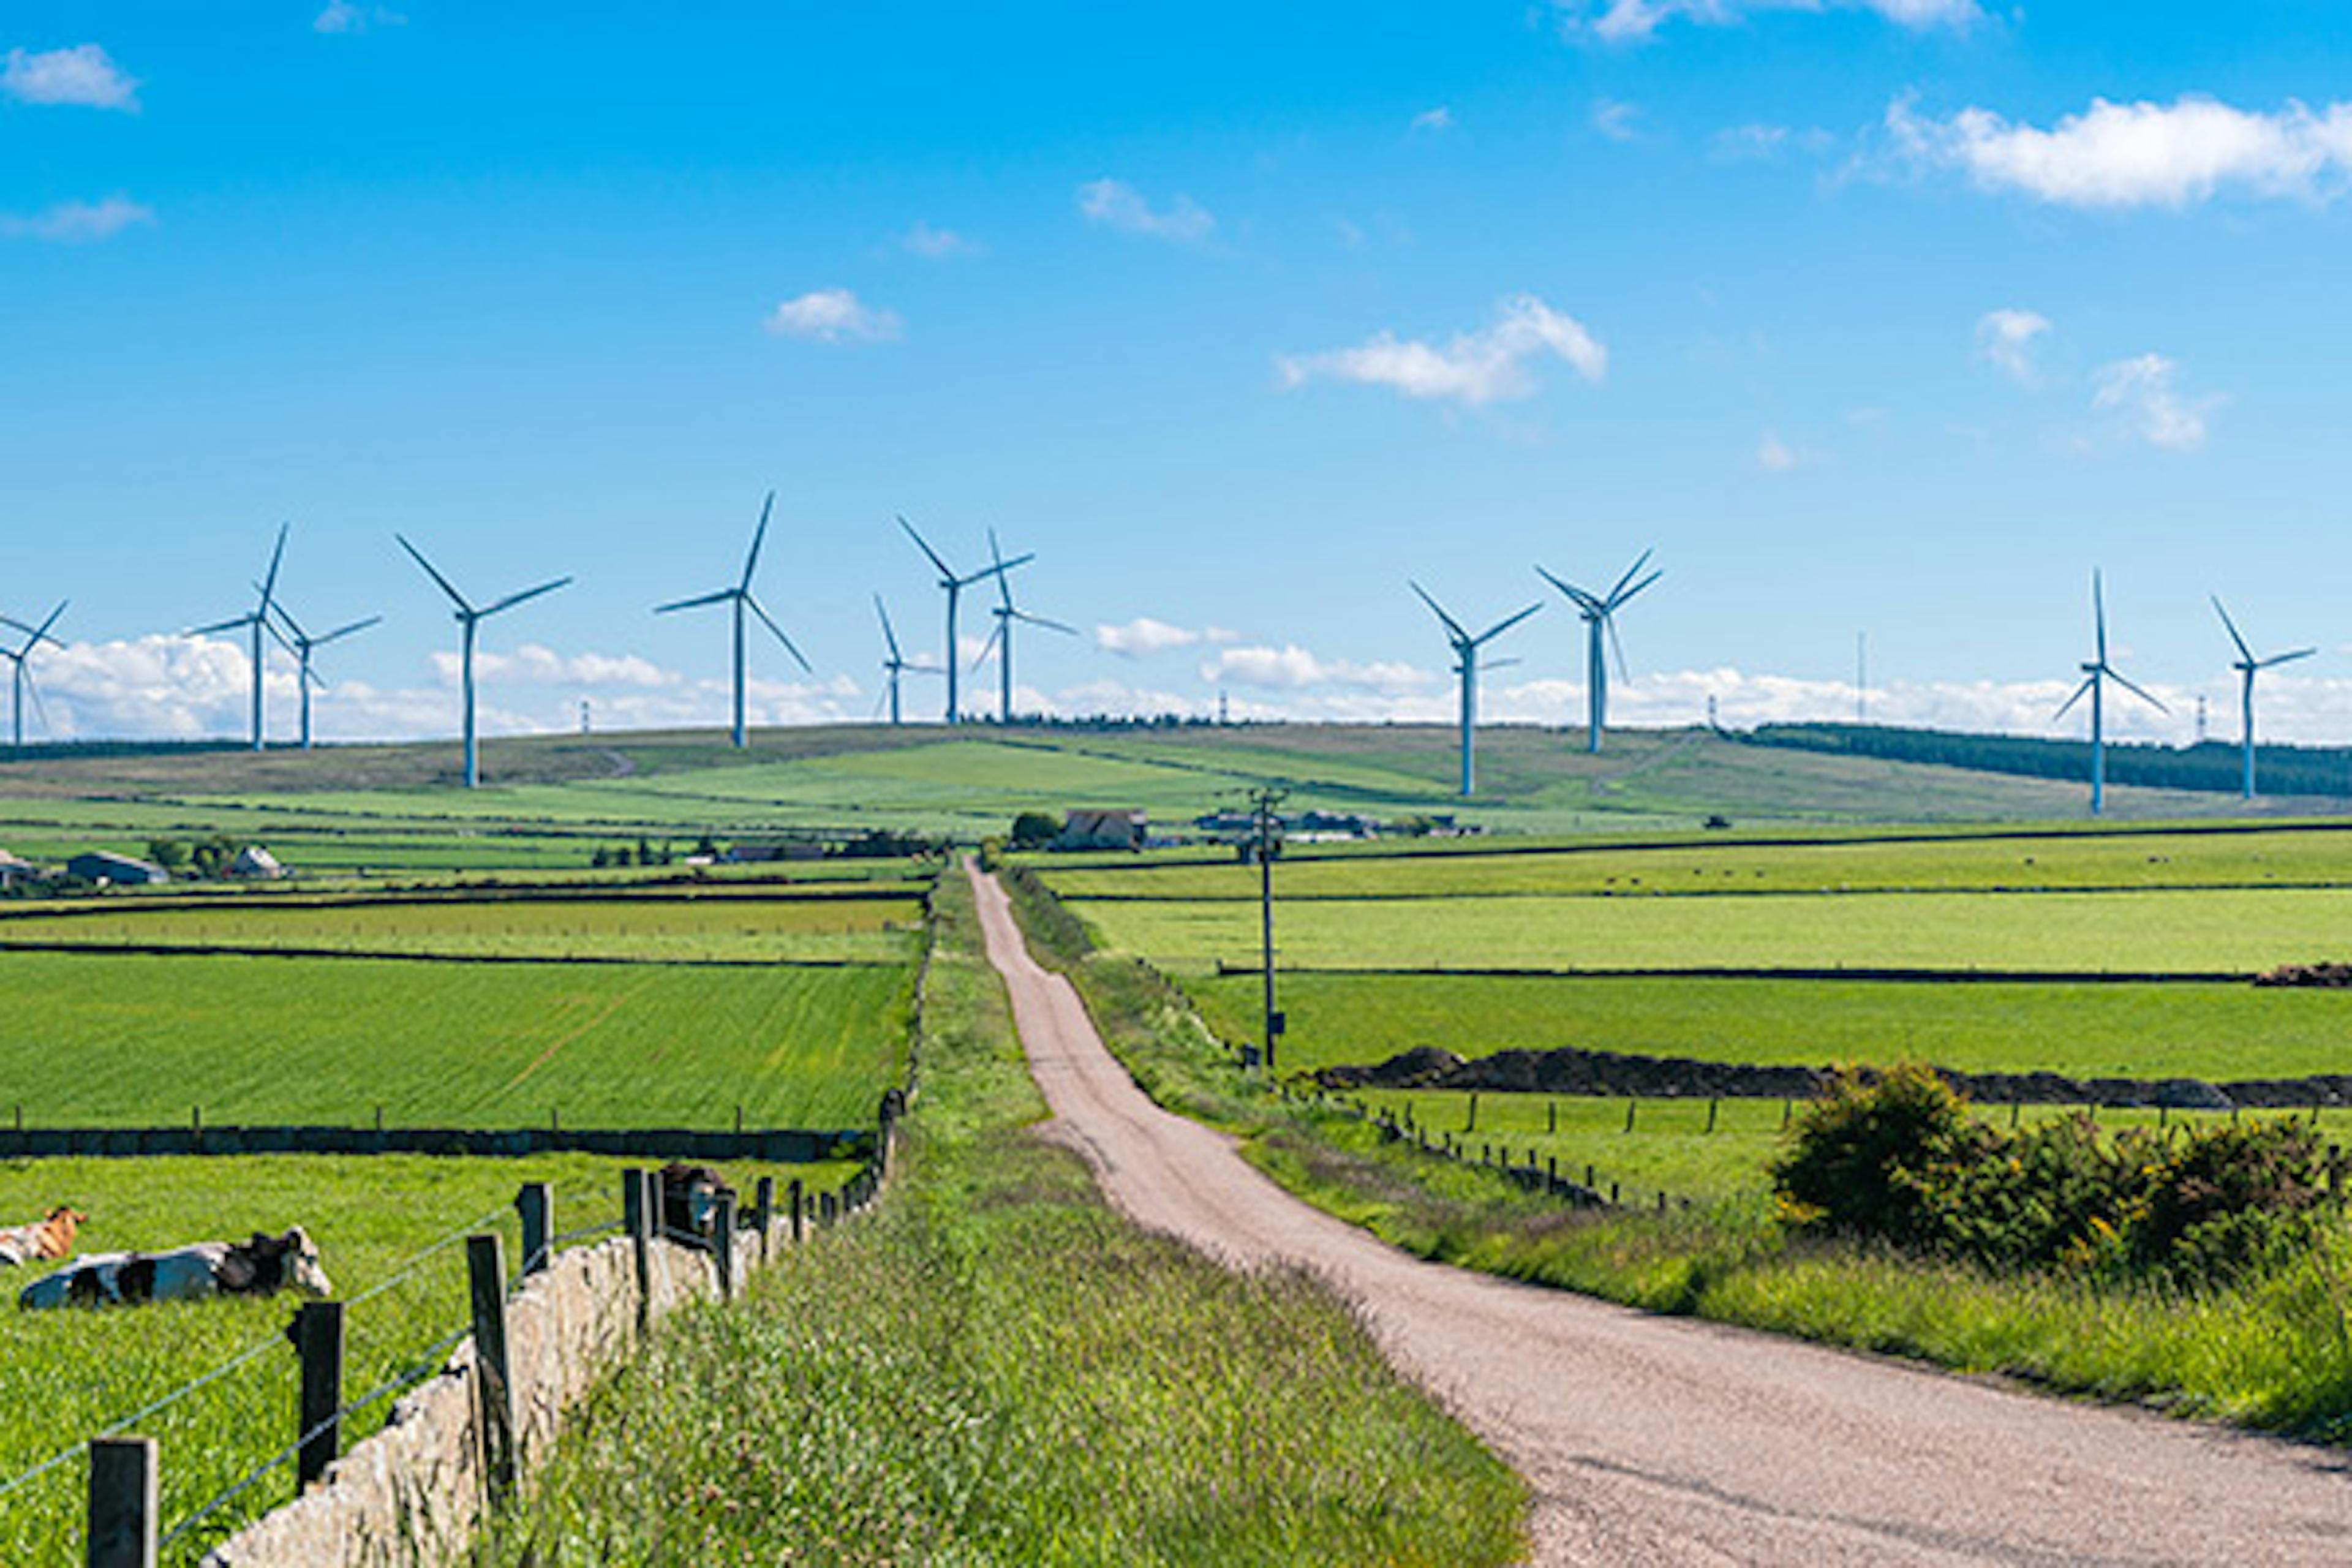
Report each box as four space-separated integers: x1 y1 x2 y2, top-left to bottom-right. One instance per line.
1313 1044 2351 1110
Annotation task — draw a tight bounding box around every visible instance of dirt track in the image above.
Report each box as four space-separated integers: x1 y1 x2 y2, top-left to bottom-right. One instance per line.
968 865 2352 1566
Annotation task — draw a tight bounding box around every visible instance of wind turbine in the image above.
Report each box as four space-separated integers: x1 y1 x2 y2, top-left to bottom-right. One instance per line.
396 535 571 789
1411 582 1542 797
190 524 290 751
873 595 941 725
265 597 380 750
0 603 66 750
972 529 1075 724
1535 549 1661 754
2212 597 2315 801
898 517 1030 723
2054 571 2167 816
654 492 812 748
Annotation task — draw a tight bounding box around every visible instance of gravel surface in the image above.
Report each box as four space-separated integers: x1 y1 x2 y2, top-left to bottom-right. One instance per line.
970 865 2352 1566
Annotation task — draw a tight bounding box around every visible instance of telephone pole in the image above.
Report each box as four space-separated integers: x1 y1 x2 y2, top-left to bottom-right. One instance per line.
1250 785 1287 1072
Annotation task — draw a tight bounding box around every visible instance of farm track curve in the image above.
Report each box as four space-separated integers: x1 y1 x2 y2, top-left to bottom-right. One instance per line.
969 863 2352 1566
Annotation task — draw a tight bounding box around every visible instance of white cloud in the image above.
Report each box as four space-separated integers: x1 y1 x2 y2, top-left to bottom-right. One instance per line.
1198 644 1436 693
1757 433 1799 471
426 643 680 690
314 2 407 34
1564 0 1978 44
1977 307 2051 384
1591 98 1640 142
1076 178 1215 243
1096 618 1208 658
2 45 138 110
2090 353 2217 451
1411 106 1454 134
0 196 154 244
763 288 902 344
1887 94 2352 209
1714 123 1789 159
1278 295 1607 407
902 221 973 258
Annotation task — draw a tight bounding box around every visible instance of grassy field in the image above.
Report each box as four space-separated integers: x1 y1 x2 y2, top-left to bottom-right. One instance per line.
1185 972 2352 1082
471 859 1527 1567
0 953 909 1128
0 889 925 964
0 1152 857 1564
1071 883 2352 975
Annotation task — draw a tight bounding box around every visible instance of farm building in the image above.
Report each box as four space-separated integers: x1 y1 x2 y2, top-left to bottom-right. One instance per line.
0 849 36 886
66 851 169 886
228 845 286 879
1055 809 1147 851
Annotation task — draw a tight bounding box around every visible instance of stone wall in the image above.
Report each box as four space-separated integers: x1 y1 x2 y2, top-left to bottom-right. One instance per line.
200 1214 783 1567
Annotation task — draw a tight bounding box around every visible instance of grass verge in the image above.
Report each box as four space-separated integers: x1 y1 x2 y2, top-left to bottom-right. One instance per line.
1000 867 2352 1444
470 868 1526 1566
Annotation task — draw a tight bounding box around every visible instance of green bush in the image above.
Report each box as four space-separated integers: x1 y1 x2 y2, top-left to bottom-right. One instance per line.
1774 1068 2332 1286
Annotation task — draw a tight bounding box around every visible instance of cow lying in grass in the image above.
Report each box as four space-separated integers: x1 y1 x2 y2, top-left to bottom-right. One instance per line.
17 1227 333 1310
0 1208 85 1268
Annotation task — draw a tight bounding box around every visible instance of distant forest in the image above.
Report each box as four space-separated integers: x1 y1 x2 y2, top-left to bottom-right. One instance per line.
1740 723 2352 799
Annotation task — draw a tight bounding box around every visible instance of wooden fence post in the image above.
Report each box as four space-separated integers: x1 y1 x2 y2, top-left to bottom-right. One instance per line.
1464 1091 1478 1133
294 1300 345 1488
753 1176 774 1262
516 1183 552 1277
622 1167 650 1333
1706 1099 1719 1134
466 1233 516 1504
714 1192 737 1302
788 1177 805 1245
86 1435 157 1568
1547 1099 1557 1135
1624 1098 1637 1133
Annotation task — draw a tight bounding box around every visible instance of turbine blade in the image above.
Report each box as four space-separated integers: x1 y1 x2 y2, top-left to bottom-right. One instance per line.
1017 610 1079 636
396 535 473 612
1607 616 1630 682
189 614 252 637
2260 647 2319 668
875 594 902 660
1532 565 1602 614
962 550 1033 589
971 621 1003 670
266 597 309 643
481 576 571 618
1410 581 1468 642
897 515 954 580
655 587 736 614
2093 570 2106 665
2109 668 2168 715
2211 596 2253 663
28 600 67 649
1607 548 1656 606
23 666 48 736
1614 568 1664 609
1472 600 1544 645
741 491 774 590
1484 656 1525 672
263 616 298 658
259 522 290 606
315 614 382 646
2052 676 2095 722
745 595 813 673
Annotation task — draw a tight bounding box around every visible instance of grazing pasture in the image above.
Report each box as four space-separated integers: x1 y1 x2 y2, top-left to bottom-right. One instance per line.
0 954 908 1128
0 1152 851 1563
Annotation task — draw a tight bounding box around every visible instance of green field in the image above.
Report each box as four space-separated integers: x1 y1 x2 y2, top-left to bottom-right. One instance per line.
1072 884 2352 975
0 1152 852 1562
0 889 924 964
1186 972 2352 1082
0 953 908 1128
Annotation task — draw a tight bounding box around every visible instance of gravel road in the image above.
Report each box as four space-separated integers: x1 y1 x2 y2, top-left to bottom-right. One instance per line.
970 865 2352 1566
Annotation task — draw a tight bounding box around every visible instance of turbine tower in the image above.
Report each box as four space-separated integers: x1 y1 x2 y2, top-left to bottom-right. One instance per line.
2054 571 2166 816
2212 597 2315 802
1535 549 1660 754
654 492 812 748
898 517 1030 723
973 529 1074 724
396 535 571 789
0 603 67 750
1411 582 1542 798
190 524 290 751
873 595 941 726
266 598 380 751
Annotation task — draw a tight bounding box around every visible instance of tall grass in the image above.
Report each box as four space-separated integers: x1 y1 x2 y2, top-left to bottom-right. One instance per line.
471 871 1526 1566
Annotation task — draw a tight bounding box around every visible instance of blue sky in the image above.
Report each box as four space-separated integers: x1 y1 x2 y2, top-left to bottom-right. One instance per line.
6 2 2352 745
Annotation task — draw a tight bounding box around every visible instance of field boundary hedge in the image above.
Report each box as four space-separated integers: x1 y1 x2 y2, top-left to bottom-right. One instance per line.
1208 960 2251 984
0 1125 871 1162
0 939 900 969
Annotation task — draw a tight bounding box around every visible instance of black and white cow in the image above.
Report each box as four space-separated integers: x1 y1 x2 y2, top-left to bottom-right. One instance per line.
17 1227 333 1311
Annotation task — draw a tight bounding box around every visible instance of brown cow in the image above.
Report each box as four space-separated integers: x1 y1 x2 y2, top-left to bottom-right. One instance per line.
0 1208 85 1268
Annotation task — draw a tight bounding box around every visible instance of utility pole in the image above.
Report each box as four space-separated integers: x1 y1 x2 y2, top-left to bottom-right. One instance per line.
1250 785 1287 1072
